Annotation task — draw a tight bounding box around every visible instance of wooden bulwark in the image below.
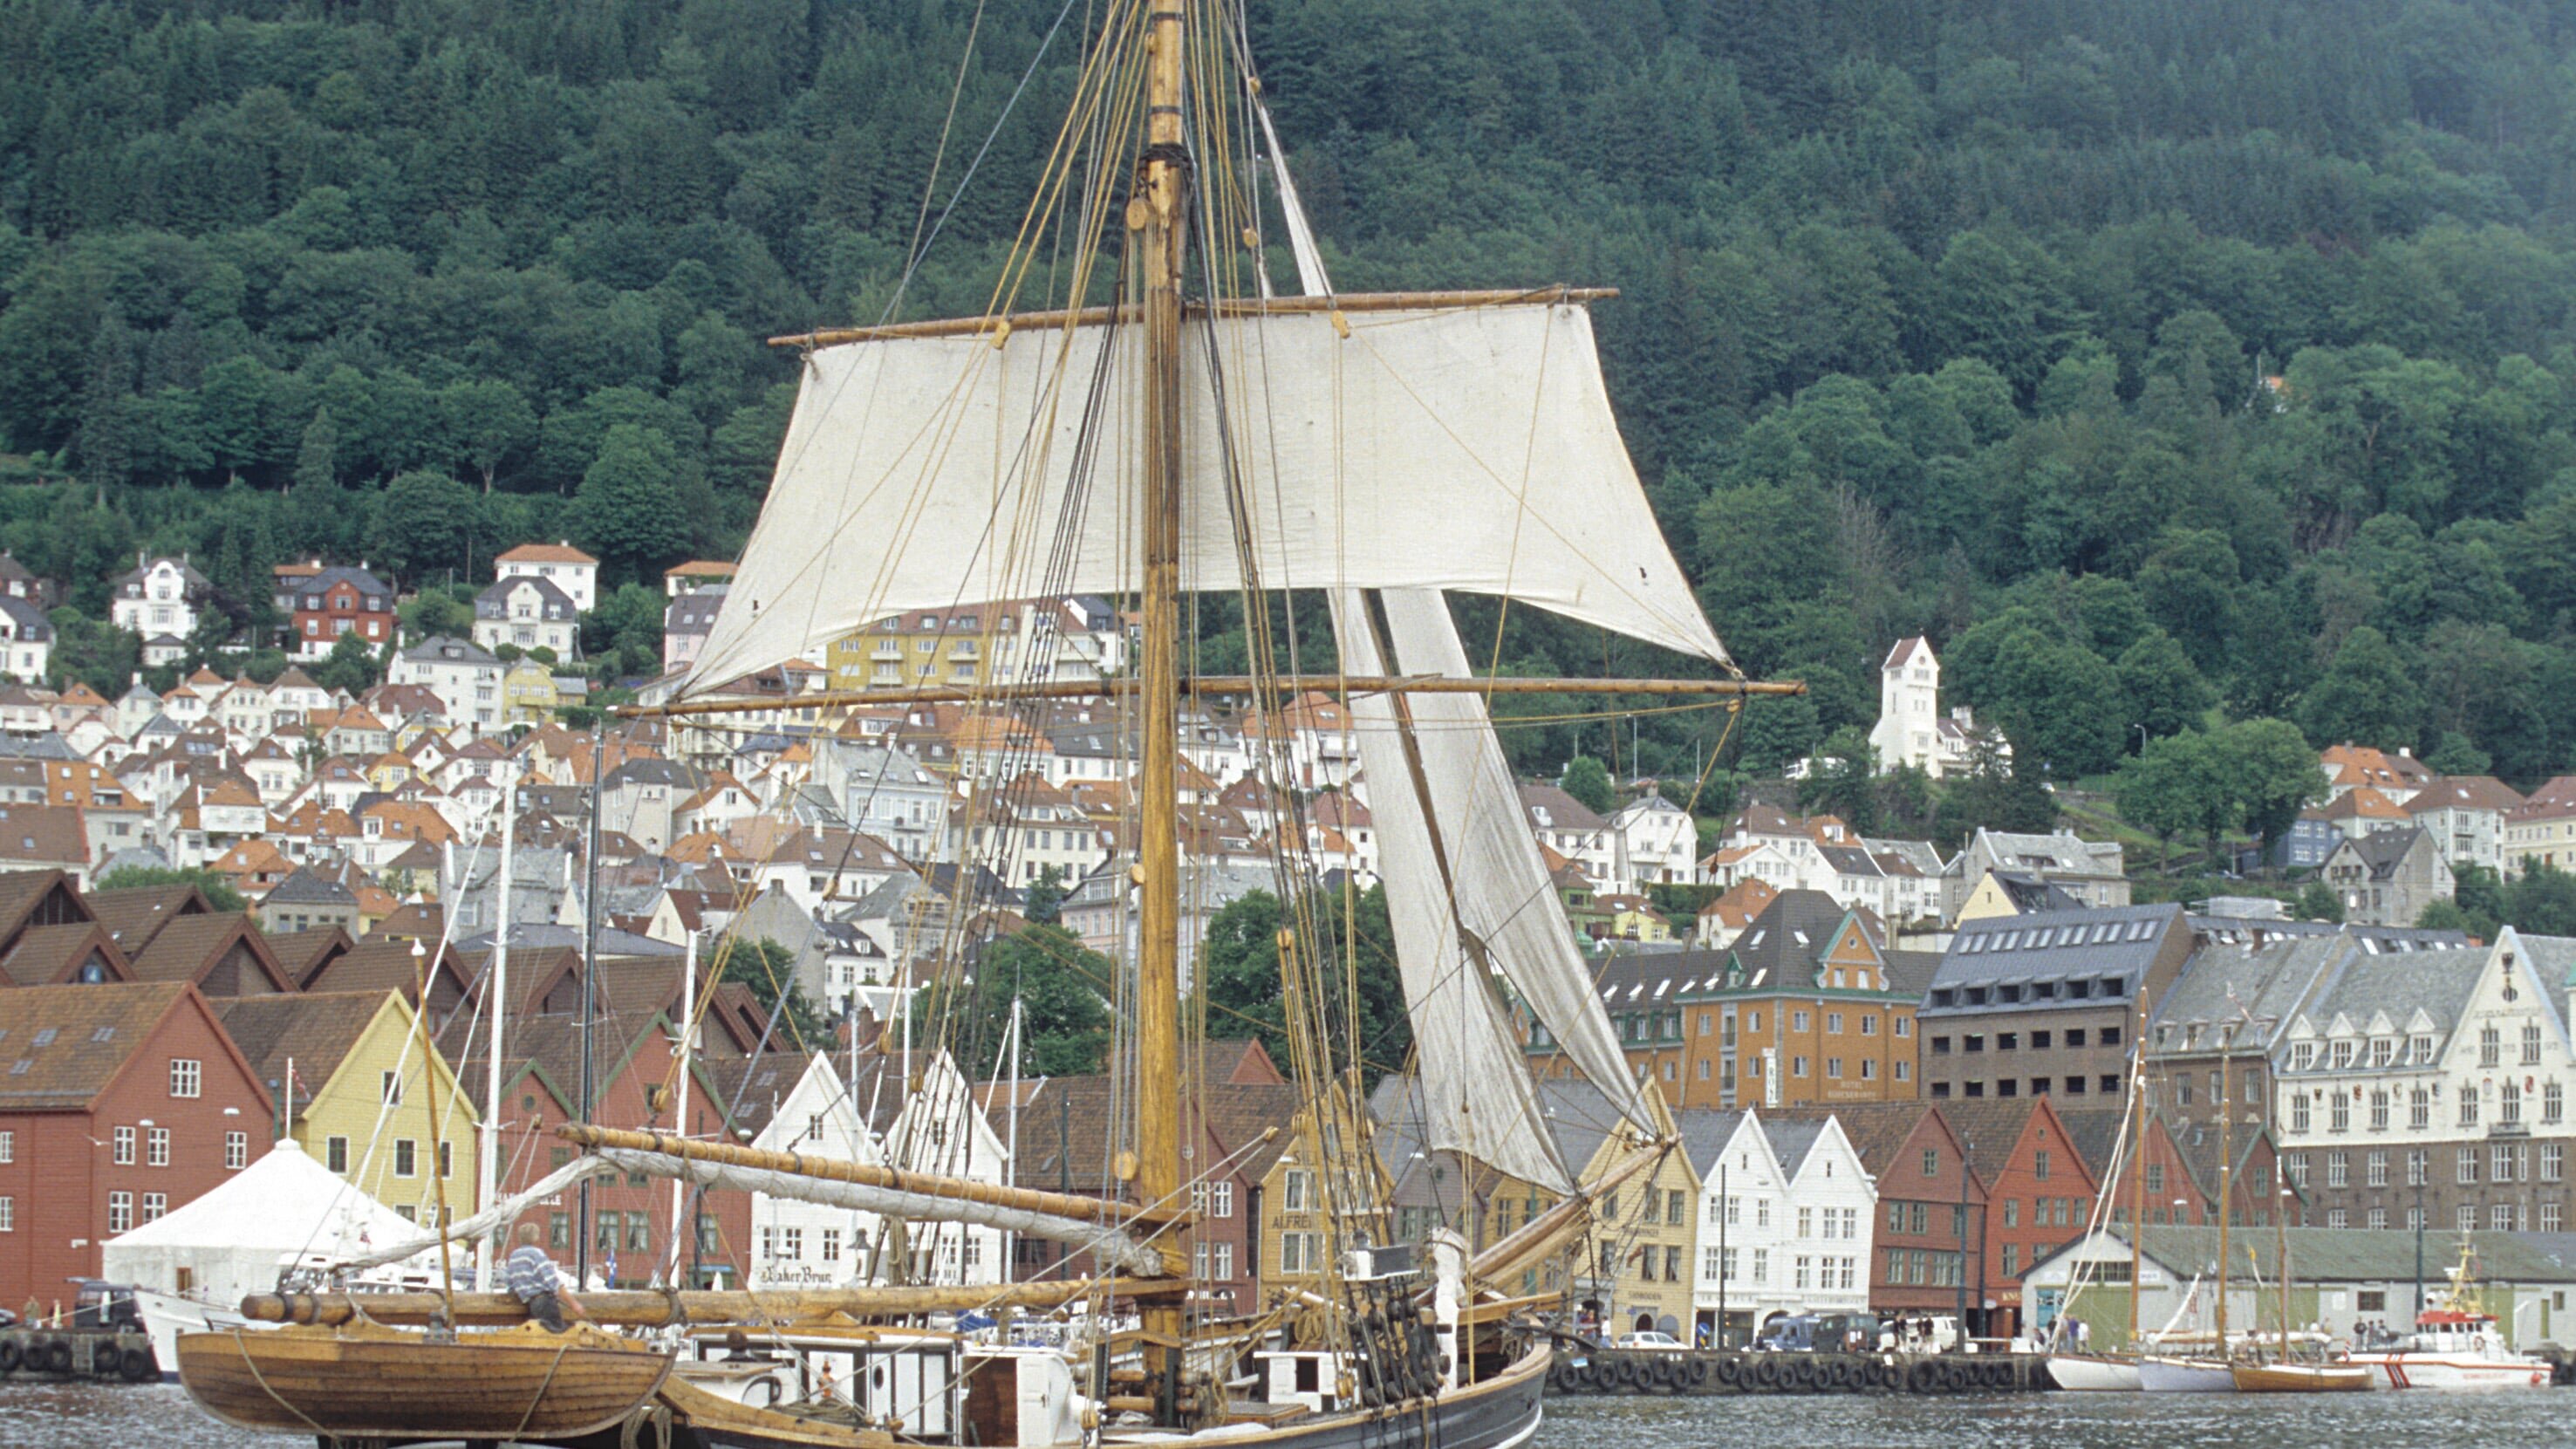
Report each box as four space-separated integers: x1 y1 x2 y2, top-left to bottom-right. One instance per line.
175 1323 671 1440
241 1277 1186 1328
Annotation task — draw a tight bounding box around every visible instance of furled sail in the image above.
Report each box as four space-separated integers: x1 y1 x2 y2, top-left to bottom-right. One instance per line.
688 303 1729 693
1359 589 1654 1136
1336 596 1575 1193
590 1148 1166 1275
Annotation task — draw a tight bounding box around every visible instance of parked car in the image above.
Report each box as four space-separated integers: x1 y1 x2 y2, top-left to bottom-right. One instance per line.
1613 1331 1688 1354
1753 1315 1821 1352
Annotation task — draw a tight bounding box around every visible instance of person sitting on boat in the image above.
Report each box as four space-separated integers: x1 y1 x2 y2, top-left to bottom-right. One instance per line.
504 1224 582 1332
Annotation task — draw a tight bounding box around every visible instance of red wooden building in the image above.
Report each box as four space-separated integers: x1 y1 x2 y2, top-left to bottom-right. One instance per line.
276 564 395 659
1778 1101 1988 1322
0 982 270 1311
441 955 769 1288
1940 1095 2101 1341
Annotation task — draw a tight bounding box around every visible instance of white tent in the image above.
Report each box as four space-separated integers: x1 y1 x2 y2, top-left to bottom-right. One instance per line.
101 1139 424 1303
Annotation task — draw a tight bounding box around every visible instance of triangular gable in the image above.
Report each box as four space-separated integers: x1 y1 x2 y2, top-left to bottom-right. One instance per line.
96 982 274 1120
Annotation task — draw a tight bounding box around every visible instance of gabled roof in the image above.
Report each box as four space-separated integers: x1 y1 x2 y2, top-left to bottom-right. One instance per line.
0 921 132 986
85 882 213 957
266 926 356 988
125 912 296 993
215 990 392 1110
0 981 254 1113
1518 782 1605 833
2327 826 2430 880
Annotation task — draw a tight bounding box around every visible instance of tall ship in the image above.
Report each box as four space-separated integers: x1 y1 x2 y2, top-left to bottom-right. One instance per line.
173 0 1786 1445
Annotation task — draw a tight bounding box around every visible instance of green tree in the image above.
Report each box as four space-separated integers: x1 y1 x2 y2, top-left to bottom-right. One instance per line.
716 936 832 1049
2114 732 2230 868
369 469 480 584
1795 726 1882 834
2294 881 2343 923
1560 755 1616 816
440 379 537 492
292 408 339 493
1201 886 1411 1086
2296 626 2423 751
575 424 687 583
93 865 247 912
2423 730 2491 776
1023 865 1065 926
311 631 382 694
2115 630 2215 742
963 925 1112 1076
2221 717 2328 853
400 584 478 641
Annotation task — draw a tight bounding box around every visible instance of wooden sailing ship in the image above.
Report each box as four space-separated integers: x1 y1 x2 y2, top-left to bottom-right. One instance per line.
176 0 1789 1444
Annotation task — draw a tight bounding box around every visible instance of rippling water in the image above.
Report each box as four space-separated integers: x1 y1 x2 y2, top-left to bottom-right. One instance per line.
4 1380 2573 1448
1533 1389 2576 1449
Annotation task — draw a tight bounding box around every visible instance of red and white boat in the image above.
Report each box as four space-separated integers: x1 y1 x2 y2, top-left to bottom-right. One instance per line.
2346 1309 2550 1391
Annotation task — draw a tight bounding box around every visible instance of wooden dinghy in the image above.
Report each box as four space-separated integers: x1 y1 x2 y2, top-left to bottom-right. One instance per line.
177 1319 674 1441
2230 1360 2374 1392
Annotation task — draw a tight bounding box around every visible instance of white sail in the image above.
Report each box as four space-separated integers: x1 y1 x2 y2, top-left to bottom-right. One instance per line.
1366 589 1653 1135
689 303 1729 693
1336 594 1575 1193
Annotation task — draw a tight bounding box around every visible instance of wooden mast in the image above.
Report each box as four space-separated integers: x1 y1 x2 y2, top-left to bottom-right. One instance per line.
1133 0 1192 1416
2129 990 2145 1350
2216 1027 2231 1352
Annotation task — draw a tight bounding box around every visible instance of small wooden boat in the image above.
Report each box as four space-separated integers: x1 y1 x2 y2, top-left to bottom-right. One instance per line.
176 1319 673 1440
2230 1359 2372 1392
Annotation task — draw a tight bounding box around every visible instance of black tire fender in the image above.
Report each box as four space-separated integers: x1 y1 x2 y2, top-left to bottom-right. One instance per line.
0 1338 19 1373
120 1346 154 1382
1715 1354 1743 1387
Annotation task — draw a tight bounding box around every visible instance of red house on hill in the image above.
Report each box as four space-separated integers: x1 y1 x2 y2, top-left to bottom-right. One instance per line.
0 982 270 1310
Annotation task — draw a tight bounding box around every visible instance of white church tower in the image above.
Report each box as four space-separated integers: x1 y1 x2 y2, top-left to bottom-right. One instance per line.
1868 637 2002 780
1870 637 1943 776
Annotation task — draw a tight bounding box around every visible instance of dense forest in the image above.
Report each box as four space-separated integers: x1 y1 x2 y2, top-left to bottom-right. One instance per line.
4 0 2576 800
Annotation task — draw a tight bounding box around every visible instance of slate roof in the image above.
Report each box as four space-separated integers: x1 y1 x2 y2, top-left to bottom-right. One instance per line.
2329 826 2429 880
263 866 359 907
1759 1115 1828 1177
1925 903 2184 1008
1671 1107 1751 1179
475 574 577 620
85 883 211 957
2151 933 2355 1050
1518 783 1606 833
665 584 728 637
2289 944 2487 1062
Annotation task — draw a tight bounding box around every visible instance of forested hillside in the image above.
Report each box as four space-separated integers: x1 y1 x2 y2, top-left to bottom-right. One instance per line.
3 0 2576 787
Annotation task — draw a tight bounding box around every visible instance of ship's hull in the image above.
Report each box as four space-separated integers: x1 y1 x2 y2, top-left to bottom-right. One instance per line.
668 1339 1548 1449
2045 1353 2140 1391
176 1322 674 1441
2230 1362 2374 1392
2136 1356 2236 1392
137 1288 255 1384
2346 1352 2552 1391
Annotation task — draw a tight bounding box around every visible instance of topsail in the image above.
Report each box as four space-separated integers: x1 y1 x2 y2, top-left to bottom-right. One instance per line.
690 304 1729 693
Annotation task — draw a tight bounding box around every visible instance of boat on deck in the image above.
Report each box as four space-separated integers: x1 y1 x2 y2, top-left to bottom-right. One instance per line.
175 1319 674 1440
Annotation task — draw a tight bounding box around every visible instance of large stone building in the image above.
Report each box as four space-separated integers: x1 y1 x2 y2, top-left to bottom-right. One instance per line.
1917 903 2194 1104
1526 890 1936 1111
1866 637 1997 780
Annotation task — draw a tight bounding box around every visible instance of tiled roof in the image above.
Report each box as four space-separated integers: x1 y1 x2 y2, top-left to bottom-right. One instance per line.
496 542 598 565
0 982 192 1111
215 990 388 1106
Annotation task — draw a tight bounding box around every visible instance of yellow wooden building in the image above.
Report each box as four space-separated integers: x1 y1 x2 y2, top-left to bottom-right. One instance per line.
214 989 479 1225
503 660 562 727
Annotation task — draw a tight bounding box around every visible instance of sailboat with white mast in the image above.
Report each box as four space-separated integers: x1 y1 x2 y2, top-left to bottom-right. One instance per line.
175 1 1793 1444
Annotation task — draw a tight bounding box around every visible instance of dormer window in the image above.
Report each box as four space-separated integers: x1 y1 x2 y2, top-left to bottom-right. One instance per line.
2368 1038 2393 1068
2329 1040 2355 1070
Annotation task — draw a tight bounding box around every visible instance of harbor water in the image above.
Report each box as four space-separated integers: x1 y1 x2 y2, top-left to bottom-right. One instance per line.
7 1381 2576 1449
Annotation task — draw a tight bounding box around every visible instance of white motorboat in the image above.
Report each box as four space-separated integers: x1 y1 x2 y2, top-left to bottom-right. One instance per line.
2344 1309 2551 1391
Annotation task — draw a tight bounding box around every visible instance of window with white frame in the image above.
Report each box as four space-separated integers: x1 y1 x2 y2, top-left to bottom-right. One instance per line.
113 1125 134 1165
169 1058 201 1098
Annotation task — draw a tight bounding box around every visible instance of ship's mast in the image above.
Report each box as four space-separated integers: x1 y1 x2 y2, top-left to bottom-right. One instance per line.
2128 991 2144 1350
1133 0 1192 1411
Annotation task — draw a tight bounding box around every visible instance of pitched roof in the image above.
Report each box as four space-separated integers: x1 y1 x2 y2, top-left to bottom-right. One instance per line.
1930 1097 2043 1183
0 803 87 866
85 882 212 957
0 981 195 1111
125 912 293 992
214 990 390 1107
2402 776 2525 815
496 542 599 565
265 926 355 988
0 921 130 987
